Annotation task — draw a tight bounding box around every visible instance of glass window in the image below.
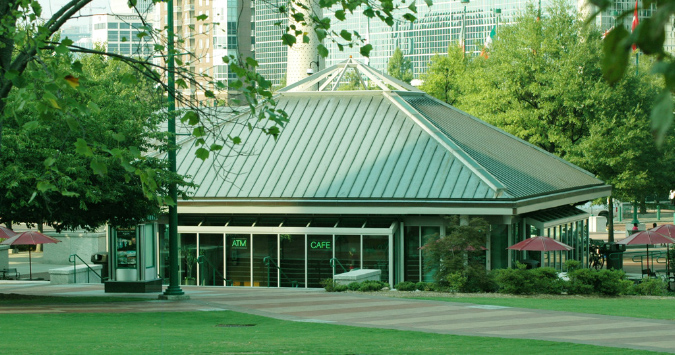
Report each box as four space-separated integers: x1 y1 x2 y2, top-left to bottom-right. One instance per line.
108 22 118 29
120 22 130 29
226 234 250 286
108 31 119 41
199 234 224 286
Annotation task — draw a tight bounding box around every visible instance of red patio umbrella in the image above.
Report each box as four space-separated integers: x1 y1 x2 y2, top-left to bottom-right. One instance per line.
507 236 573 251
650 224 675 277
0 226 17 239
1 231 61 280
617 230 675 276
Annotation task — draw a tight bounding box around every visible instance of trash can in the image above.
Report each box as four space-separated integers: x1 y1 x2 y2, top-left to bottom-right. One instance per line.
603 242 625 270
91 252 109 282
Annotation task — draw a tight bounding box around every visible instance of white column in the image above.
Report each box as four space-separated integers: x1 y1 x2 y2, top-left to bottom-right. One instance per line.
287 0 323 85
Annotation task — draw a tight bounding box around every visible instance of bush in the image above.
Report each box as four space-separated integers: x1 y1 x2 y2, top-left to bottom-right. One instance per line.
347 282 361 291
394 281 417 291
493 264 537 295
566 268 596 295
359 280 387 292
631 278 669 296
416 282 434 291
531 267 565 294
334 284 348 292
446 272 467 292
594 269 631 296
321 278 335 292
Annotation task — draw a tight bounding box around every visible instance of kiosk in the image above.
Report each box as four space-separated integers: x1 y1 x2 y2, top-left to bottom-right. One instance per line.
105 223 162 293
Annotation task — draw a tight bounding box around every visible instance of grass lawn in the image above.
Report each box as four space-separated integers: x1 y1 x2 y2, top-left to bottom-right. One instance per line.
0 293 147 305
1 311 656 354
400 294 675 320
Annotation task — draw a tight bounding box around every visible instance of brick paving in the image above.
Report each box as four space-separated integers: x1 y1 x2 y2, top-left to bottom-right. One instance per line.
1 281 674 353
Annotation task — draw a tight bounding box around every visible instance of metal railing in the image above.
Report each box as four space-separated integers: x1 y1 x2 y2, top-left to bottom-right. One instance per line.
196 255 232 286
68 254 104 283
329 258 349 274
262 256 298 287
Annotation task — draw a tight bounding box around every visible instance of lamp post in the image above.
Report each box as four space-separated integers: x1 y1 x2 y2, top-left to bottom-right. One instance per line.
162 0 185 298
461 0 469 58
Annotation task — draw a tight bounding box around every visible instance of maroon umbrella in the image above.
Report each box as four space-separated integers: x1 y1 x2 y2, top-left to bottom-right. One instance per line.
650 224 675 277
507 236 573 251
1 231 61 280
617 230 675 275
0 226 17 239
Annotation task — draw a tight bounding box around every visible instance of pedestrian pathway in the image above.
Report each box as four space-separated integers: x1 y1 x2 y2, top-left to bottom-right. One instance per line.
1 281 674 353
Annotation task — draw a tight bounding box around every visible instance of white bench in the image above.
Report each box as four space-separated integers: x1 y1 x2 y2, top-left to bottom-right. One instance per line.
333 269 382 285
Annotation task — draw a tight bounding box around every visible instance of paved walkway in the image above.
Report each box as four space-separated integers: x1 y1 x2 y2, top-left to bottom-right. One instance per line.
1 281 674 353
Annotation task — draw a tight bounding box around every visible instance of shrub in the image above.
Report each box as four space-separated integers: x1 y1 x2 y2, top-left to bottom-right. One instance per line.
594 269 631 296
462 268 498 293
347 282 361 291
321 278 335 292
631 278 668 296
493 264 537 295
334 284 348 292
566 268 596 295
565 259 582 271
416 282 433 291
394 281 417 291
531 267 565 294
359 280 387 292
446 272 467 292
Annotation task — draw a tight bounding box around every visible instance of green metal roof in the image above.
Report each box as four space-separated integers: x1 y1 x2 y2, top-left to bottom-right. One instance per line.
175 59 606 204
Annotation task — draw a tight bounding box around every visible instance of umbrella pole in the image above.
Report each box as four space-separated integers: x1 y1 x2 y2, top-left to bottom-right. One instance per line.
29 248 32 280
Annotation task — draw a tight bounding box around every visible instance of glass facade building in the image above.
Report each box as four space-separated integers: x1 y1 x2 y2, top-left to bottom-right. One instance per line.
254 0 657 86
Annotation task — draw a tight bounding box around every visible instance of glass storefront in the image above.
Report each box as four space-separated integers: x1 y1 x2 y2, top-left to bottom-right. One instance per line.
226 234 251 286
199 234 224 286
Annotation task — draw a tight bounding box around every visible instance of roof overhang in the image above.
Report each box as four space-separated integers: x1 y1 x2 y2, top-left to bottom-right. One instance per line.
178 184 611 216
523 205 591 230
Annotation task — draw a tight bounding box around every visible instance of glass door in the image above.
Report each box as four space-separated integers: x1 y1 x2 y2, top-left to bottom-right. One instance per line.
226 234 251 286
279 235 305 287
199 234 224 286
253 234 278 287
334 235 360 273
307 235 332 287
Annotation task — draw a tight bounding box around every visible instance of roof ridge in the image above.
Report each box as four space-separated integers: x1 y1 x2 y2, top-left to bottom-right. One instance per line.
384 91 509 198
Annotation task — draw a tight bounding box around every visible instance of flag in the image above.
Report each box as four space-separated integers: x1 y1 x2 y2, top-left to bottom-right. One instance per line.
632 0 639 50
485 26 496 48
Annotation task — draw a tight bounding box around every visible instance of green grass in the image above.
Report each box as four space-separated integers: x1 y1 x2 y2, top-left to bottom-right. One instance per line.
0 293 147 305
404 295 675 320
1 311 656 354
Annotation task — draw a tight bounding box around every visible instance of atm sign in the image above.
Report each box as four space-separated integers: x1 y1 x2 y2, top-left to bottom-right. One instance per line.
310 241 331 249
231 238 248 249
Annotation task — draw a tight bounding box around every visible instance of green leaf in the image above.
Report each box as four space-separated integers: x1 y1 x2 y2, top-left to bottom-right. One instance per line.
316 29 327 42
66 117 79 131
154 44 165 51
121 73 138 85
229 135 242 144
291 13 305 22
112 133 126 142
424 0 433 6
74 138 94 157
23 121 39 131
282 33 297 47
37 181 56 192
635 18 665 55
88 101 101 114
408 3 417 13
195 147 210 160
360 44 373 57
245 57 259 67
4 70 19 80
175 78 188 89
340 30 352 41
318 44 329 58
90 159 108 176
651 90 673 146
205 90 215 98
602 26 630 84
196 14 208 21
192 126 206 137
43 157 56 167
402 13 417 22
210 144 223 151
71 61 83 73
303 35 310 44
335 10 346 21
182 111 200 125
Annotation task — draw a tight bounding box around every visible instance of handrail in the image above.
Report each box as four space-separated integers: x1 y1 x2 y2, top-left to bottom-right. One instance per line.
196 255 231 286
329 258 348 273
262 256 298 287
68 254 104 283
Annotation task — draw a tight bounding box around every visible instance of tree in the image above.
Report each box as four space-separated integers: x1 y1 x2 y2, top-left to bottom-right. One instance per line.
593 0 674 144
0 53 190 231
421 0 675 206
387 47 413 83
419 45 465 105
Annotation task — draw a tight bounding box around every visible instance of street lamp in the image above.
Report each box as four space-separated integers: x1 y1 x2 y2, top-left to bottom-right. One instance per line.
162 0 185 298
461 0 469 58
